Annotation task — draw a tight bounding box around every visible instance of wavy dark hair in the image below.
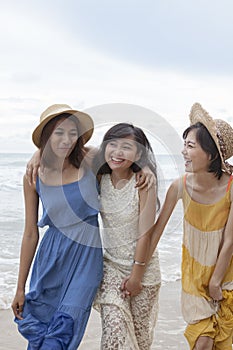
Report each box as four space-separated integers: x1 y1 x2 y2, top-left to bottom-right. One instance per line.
183 122 222 179
40 113 85 169
93 122 160 209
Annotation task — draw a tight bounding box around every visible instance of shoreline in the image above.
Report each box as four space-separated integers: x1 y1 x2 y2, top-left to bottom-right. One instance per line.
0 280 188 350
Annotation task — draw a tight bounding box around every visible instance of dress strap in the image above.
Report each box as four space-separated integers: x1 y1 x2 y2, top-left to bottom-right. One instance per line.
183 174 187 186
226 174 233 192
181 174 187 197
184 174 233 191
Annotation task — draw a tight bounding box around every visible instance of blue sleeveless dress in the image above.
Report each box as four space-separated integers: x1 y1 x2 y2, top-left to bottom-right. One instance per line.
15 169 103 350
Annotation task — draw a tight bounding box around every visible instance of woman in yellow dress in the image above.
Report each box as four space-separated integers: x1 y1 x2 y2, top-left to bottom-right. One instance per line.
149 103 233 350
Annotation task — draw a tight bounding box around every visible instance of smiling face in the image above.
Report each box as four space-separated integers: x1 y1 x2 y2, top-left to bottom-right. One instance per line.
182 129 211 173
104 136 140 172
49 117 79 159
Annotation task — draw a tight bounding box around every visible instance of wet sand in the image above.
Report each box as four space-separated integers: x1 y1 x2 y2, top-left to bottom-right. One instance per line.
0 280 188 350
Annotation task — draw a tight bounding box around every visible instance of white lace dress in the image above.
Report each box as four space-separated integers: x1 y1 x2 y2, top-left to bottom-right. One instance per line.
94 174 161 350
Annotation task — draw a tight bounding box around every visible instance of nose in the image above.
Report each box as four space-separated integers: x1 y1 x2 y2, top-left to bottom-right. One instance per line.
181 146 186 155
62 133 72 145
115 146 123 156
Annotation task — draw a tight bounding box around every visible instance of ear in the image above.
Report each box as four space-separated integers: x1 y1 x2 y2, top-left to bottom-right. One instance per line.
135 150 142 161
209 153 218 161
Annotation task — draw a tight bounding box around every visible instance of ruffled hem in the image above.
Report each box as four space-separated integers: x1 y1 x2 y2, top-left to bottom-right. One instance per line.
184 290 233 349
16 311 74 349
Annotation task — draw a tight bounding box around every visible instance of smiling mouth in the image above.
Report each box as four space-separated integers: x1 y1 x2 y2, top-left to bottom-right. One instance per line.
184 159 192 166
111 157 125 164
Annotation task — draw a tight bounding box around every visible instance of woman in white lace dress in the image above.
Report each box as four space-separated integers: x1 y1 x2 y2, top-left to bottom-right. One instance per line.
93 123 161 350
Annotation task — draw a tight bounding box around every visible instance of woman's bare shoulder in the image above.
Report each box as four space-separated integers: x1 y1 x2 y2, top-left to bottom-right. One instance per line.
83 146 99 165
168 177 183 199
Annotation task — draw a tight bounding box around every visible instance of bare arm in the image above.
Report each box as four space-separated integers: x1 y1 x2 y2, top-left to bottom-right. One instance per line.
209 192 233 301
26 146 99 185
124 182 157 296
11 175 39 319
148 178 182 260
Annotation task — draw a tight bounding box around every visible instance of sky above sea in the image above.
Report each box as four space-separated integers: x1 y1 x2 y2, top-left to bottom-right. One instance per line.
1 0 233 153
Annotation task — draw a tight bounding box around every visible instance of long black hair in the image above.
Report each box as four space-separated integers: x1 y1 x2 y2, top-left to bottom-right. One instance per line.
93 122 160 209
183 122 222 179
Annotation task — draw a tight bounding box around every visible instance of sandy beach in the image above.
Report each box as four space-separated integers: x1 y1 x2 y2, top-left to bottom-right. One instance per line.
0 280 188 350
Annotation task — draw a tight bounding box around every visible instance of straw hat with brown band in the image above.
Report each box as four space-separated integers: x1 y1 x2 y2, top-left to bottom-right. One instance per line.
32 104 94 148
189 103 233 174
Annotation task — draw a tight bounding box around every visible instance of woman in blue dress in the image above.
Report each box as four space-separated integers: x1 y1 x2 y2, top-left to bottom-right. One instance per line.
11 104 103 349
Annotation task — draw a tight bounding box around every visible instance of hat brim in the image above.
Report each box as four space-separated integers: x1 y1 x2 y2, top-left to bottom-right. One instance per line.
189 103 228 173
32 109 94 148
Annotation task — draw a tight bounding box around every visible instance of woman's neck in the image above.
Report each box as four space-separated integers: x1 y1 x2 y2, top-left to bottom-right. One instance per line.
39 160 82 186
192 171 217 187
186 171 230 204
49 158 72 172
110 169 133 189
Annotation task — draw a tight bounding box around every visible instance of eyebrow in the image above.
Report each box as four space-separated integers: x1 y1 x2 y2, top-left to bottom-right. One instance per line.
55 127 78 131
185 140 196 145
111 139 134 146
122 141 134 146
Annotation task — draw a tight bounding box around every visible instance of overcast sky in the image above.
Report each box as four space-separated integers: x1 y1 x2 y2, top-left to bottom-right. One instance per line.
1 0 233 153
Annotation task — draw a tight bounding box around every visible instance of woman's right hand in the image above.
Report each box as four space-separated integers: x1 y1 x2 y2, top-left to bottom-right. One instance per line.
11 290 25 320
26 150 41 185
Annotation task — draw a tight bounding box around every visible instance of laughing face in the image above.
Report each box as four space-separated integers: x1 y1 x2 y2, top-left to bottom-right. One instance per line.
104 136 141 172
182 129 211 173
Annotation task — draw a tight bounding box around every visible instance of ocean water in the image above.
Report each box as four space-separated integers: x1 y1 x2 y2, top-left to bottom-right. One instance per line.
0 152 184 310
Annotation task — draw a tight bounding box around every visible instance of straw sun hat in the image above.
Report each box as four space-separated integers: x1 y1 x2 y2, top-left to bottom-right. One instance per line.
189 103 233 174
32 104 94 147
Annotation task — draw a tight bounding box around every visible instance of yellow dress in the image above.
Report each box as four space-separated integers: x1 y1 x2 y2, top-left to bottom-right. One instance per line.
182 175 233 349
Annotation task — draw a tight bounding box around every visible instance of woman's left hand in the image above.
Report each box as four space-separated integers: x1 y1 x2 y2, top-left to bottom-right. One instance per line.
209 282 222 302
125 278 142 297
120 276 131 298
121 277 142 298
